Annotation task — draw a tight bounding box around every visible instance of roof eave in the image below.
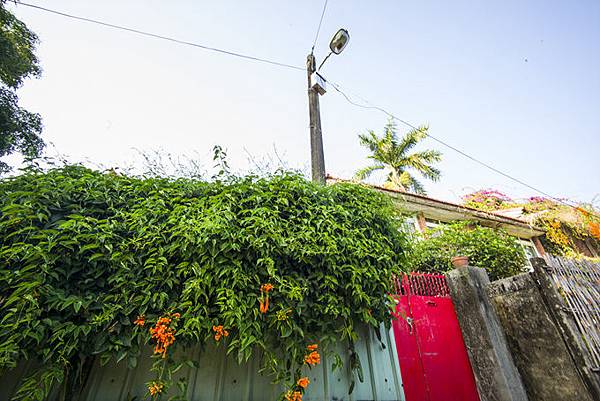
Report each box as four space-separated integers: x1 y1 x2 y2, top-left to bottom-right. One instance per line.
326 176 545 239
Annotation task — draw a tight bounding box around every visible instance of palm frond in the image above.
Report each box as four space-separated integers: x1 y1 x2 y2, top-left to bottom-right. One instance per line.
403 151 442 181
384 118 399 147
354 164 384 181
409 178 427 195
397 125 428 155
399 171 427 195
384 170 405 191
358 131 380 153
409 149 442 163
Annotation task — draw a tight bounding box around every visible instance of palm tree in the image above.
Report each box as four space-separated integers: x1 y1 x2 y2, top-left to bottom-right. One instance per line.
355 119 442 194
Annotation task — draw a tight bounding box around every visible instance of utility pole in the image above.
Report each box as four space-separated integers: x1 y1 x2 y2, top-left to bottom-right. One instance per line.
305 28 349 184
306 53 326 184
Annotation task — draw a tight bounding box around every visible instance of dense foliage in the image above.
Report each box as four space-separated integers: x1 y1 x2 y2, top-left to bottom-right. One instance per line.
406 221 527 281
0 165 407 400
355 119 441 195
0 1 44 173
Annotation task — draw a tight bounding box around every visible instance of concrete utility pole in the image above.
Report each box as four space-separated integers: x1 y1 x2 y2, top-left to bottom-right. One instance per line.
305 28 349 184
306 53 326 184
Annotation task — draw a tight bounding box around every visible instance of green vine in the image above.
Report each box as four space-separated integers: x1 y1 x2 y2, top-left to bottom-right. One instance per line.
0 165 407 400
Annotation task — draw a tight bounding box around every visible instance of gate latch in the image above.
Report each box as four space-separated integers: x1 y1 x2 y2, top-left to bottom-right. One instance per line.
426 300 437 307
406 317 414 334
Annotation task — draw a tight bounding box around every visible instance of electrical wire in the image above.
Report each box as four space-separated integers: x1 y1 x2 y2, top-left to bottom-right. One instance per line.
311 0 329 53
14 1 305 71
10 2 597 218
323 76 598 216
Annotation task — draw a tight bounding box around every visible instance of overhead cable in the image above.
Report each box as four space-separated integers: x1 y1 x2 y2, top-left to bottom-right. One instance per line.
323 76 596 215
15 1 305 71
311 0 329 53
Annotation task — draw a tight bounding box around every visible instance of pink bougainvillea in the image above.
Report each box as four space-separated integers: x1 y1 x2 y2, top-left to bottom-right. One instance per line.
528 196 546 203
462 189 513 211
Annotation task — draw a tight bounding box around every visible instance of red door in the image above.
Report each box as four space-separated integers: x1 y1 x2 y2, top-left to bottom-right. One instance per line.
392 273 480 401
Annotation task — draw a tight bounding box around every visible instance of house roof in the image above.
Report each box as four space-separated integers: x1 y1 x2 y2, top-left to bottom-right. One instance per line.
326 176 545 239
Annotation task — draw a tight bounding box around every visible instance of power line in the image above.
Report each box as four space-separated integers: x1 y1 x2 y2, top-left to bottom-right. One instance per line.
10 2 596 218
323 76 597 216
311 0 329 53
15 1 305 71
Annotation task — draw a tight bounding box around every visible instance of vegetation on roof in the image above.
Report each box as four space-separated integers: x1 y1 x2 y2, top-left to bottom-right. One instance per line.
461 189 600 258
0 165 409 400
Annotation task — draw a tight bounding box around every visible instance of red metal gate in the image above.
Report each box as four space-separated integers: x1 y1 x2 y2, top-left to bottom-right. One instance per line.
392 273 480 401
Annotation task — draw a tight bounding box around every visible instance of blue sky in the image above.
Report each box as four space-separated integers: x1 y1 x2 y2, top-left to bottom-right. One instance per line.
7 0 600 204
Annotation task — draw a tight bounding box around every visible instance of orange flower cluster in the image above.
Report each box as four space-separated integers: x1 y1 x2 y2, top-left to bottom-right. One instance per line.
149 314 179 358
284 391 303 401
304 351 320 366
576 206 600 241
284 376 310 400
590 221 600 240
148 381 164 396
304 344 320 366
259 283 274 314
134 315 145 327
576 207 591 217
297 377 309 389
259 299 269 314
213 325 229 341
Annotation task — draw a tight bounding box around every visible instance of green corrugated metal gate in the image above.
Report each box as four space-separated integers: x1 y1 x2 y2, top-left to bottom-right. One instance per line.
0 325 405 401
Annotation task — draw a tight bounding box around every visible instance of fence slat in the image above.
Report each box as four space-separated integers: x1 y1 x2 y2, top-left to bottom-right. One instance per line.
545 255 600 368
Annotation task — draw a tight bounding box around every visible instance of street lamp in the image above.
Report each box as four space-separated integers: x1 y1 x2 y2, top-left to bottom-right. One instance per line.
307 28 350 184
318 28 350 71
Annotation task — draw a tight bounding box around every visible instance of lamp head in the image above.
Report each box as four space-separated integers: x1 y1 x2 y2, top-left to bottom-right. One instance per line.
329 29 350 55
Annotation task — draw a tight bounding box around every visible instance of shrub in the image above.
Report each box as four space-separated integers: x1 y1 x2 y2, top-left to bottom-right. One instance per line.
406 221 527 281
0 165 408 399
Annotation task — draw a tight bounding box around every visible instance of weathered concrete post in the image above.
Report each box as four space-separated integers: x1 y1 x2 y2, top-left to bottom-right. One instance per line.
486 259 597 401
529 258 600 400
446 266 528 401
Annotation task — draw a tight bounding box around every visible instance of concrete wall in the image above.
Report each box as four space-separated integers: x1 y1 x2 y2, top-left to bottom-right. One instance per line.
446 266 528 401
487 262 595 401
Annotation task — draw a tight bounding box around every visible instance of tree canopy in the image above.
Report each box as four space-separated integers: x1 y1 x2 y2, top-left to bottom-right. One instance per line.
0 1 44 173
355 119 441 195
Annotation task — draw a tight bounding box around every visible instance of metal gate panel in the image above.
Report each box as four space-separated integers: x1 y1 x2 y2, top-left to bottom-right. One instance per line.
392 273 480 401
393 293 428 401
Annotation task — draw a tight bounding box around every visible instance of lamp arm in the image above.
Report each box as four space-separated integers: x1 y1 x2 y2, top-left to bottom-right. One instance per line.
317 52 333 71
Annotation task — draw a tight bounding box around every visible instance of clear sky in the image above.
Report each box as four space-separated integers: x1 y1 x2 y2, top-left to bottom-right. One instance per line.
7 0 600 204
